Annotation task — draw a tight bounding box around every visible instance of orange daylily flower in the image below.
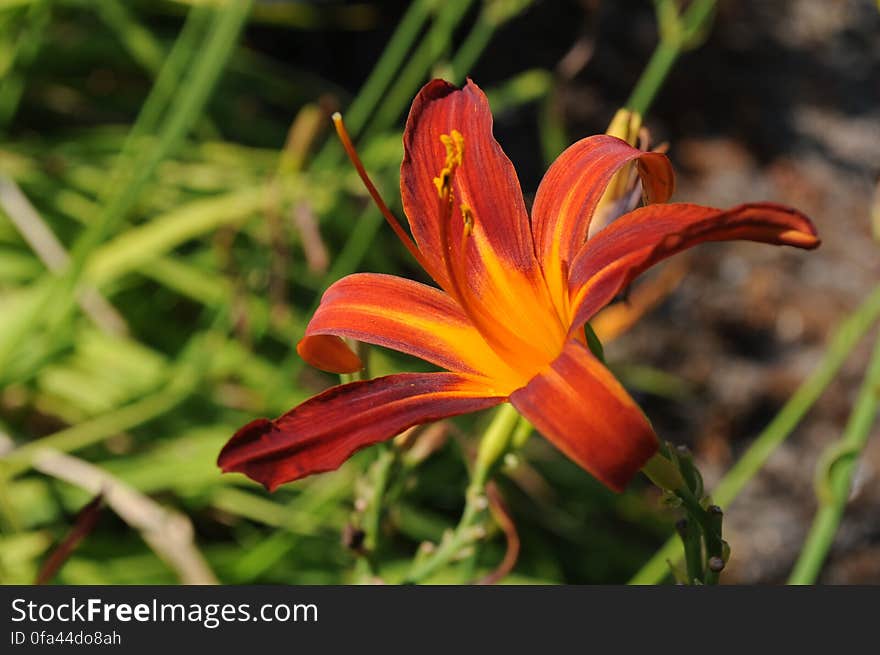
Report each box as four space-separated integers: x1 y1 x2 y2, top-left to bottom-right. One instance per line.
218 79 819 493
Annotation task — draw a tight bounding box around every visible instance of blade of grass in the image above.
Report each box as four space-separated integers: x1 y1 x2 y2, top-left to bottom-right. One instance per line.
95 0 221 142
364 0 474 135
69 0 252 273
0 0 253 378
0 365 197 478
84 186 265 287
0 175 127 335
0 0 50 130
94 0 165 74
788 328 880 584
449 0 533 83
625 0 717 115
314 0 433 161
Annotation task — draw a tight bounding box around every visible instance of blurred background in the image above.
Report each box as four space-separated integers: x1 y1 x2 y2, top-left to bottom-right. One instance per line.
0 0 878 584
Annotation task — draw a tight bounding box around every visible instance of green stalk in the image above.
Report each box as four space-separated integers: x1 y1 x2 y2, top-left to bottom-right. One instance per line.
365 0 474 135
788 329 880 584
0 0 50 130
0 1 253 381
69 0 253 273
624 0 717 116
361 446 397 554
327 0 433 144
402 403 520 584
111 2 214 155
400 486 485 585
630 284 880 584
355 443 398 580
625 42 679 116
676 519 703 583
449 1 535 84
449 13 497 84
95 0 167 75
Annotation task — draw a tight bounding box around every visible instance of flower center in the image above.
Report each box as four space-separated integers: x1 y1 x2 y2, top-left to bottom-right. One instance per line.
429 131 568 387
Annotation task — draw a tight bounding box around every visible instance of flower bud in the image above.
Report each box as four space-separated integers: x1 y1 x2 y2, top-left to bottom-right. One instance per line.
591 109 645 236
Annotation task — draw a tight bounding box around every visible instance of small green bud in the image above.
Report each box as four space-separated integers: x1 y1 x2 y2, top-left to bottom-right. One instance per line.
641 452 686 491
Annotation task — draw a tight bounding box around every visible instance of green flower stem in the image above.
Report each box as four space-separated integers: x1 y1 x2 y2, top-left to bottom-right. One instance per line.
340 340 371 384
362 445 398 552
473 402 522 486
788 328 880 584
625 42 679 117
448 12 498 84
402 403 521 584
630 284 880 584
510 414 534 450
355 442 399 580
625 0 717 116
339 341 395 581
644 448 724 584
337 0 433 140
676 517 703 583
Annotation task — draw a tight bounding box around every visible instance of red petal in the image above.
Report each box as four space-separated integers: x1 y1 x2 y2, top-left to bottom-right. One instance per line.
531 135 673 311
400 79 566 369
218 373 504 490
296 334 362 374
297 273 525 391
509 339 658 492
298 273 528 390
402 79 536 284
567 202 820 333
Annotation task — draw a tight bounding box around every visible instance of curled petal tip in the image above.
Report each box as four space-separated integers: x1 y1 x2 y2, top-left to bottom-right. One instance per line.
779 228 821 249
567 201 822 332
296 334 362 374
217 418 282 485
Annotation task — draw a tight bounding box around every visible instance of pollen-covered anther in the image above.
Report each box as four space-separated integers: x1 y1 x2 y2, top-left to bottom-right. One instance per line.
441 130 464 167
433 169 452 198
432 130 464 198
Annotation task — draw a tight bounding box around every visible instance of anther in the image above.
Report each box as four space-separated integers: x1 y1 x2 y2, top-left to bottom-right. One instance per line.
433 130 465 198
433 169 452 198
440 130 464 168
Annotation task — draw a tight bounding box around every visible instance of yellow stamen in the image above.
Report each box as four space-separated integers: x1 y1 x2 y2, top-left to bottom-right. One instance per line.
433 169 451 198
433 130 475 319
460 203 474 237
432 130 464 198
441 130 464 167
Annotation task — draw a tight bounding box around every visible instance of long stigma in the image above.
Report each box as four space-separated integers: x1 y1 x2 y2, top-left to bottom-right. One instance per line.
332 112 429 271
